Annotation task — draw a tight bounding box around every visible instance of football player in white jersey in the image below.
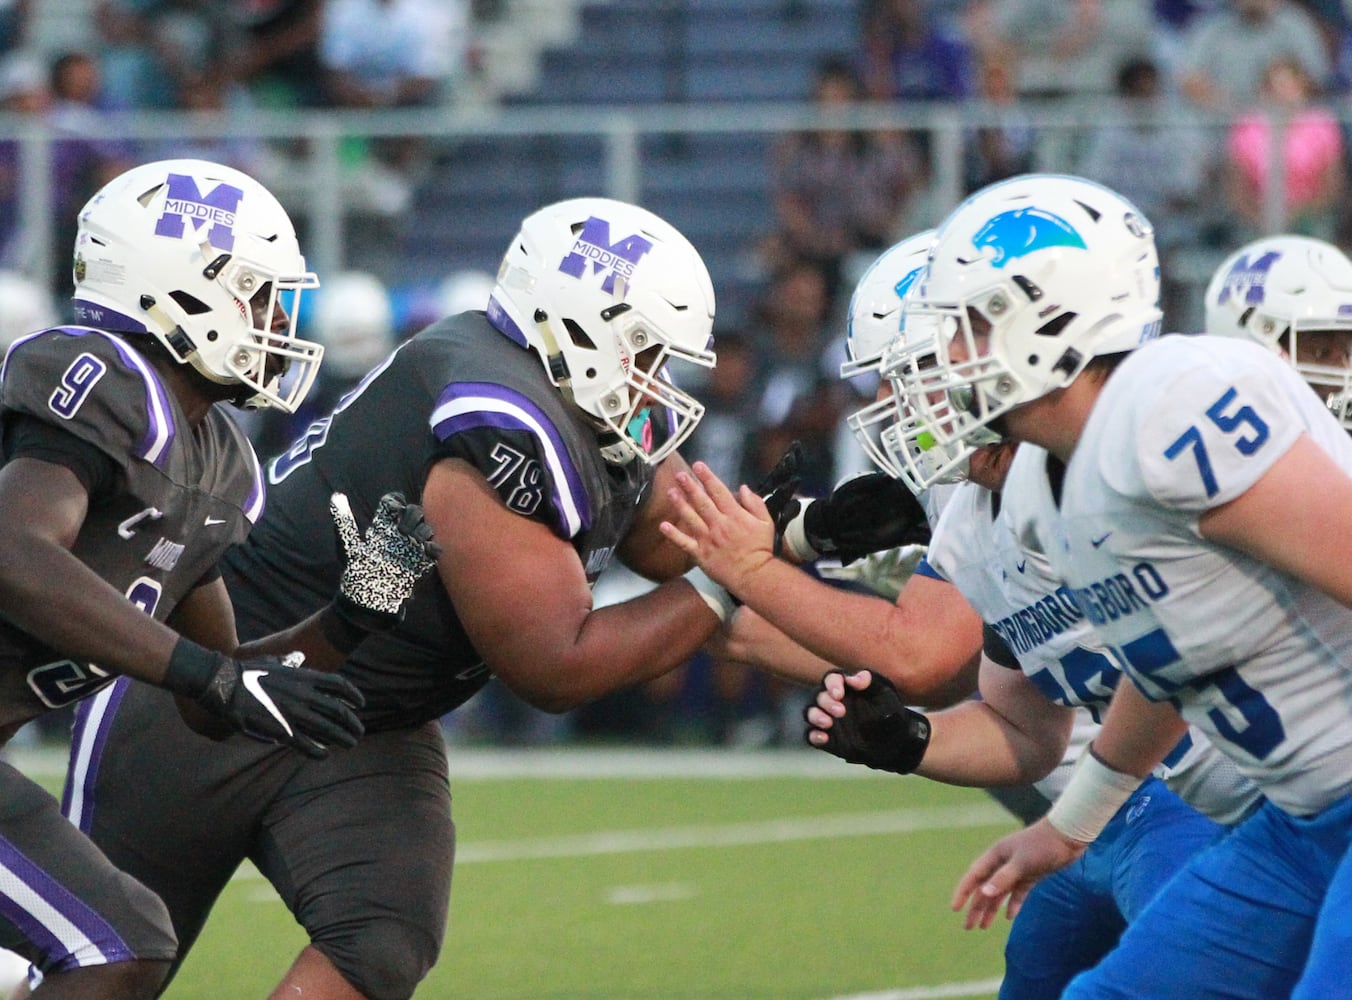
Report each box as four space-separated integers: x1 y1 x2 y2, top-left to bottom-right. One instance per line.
664 213 1256 999
875 172 1352 1000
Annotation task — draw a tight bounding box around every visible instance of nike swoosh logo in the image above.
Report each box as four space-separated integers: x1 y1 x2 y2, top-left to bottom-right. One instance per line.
204 516 227 526
241 669 293 738
1091 532 1112 548
1016 560 1027 573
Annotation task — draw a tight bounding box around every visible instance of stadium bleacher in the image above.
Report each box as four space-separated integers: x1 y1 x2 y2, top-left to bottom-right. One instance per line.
401 0 864 329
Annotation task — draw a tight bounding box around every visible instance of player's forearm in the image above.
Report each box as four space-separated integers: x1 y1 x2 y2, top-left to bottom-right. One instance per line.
0 536 178 679
235 607 350 672
734 558 972 704
916 700 1063 788
718 608 837 686
495 581 722 713
1089 681 1187 778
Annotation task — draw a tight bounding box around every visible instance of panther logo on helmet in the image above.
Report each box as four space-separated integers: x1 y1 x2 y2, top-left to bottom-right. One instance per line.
971 208 1088 269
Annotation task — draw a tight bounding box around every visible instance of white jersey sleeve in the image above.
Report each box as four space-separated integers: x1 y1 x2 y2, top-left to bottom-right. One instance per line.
1099 335 1308 514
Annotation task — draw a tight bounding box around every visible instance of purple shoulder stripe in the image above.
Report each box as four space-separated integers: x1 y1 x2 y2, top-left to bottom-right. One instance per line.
431 380 591 536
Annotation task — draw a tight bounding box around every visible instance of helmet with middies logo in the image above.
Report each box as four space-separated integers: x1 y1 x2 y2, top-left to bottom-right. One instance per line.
487 197 716 465
72 158 322 412
890 173 1161 489
1206 234 1352 430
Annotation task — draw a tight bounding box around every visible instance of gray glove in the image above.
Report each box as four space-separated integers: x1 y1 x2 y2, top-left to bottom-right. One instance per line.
327 491 441 643
818 544 928 601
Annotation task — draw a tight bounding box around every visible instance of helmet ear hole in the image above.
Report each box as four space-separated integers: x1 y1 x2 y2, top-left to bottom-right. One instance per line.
1036 312 1077 338
563 318 596 350
169 291 211 315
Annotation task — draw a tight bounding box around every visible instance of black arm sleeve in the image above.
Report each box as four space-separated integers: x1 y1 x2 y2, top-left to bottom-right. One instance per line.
982 622 1021 670
2 413 120 500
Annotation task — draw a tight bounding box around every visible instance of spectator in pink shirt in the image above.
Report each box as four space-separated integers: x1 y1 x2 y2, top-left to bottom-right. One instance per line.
1226 54 1344 238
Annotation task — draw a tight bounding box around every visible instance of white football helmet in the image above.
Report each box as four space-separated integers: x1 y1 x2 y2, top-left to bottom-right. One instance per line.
839 231 939 476
0 270 58 352
487 197 716 465
894 173 1161 488
71 158 322 412
1205 234 1352 429
309 270 395 381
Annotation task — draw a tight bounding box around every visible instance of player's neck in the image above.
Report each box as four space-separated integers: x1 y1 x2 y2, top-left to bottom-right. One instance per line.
1009 376 1104 462
149 356 224 426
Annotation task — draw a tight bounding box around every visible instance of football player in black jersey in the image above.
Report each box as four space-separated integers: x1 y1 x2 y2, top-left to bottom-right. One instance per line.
0 159 438 999
64 197 737 999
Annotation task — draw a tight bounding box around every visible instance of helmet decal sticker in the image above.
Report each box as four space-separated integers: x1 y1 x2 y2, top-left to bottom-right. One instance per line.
154 173 244 251
1216 250 1281 309
971 208 1087 268
558 216 654 294
893 265 923 305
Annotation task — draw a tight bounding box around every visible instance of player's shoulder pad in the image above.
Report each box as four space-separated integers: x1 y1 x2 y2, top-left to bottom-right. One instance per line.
428 379 594 539
1100 335 1305 510
0 328 183 471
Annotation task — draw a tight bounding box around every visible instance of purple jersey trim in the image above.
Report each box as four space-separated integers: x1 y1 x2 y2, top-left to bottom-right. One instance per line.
485 295 528 347
63 678 130 835
431 380 592 537
0 830 134 969
9 327 178 469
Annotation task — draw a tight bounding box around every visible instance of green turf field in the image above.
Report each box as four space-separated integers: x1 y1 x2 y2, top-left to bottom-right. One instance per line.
14 746 1018 999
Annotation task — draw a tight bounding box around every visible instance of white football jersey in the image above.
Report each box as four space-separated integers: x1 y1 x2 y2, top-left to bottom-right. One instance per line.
1002 448 1261 824
925 481 1098 803
1024 334 1352 816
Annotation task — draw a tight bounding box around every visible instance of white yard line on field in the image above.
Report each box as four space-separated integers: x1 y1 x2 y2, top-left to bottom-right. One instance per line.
822 979 1004 1000
3 744 899 782
233 801 1011 879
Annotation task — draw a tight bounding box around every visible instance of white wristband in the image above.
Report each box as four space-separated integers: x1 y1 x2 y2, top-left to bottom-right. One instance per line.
1045 748 1145 844
782 499 820 563
682 567 736 624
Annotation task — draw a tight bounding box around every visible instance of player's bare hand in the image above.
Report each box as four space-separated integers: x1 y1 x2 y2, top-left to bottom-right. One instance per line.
659 461 775 593
952 818 1086 930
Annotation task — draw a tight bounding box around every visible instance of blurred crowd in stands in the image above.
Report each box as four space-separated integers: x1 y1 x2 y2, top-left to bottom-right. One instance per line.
3 0 1351 747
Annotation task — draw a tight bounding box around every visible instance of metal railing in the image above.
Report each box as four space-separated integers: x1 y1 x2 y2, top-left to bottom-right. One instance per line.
0 99 1311 293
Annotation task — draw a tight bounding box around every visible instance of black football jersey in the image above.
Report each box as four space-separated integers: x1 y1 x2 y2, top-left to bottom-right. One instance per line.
0 327 262 718
224 311 659 730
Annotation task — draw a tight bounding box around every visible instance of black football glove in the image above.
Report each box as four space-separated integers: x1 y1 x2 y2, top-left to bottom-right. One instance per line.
754 440 803 526
805 669 930 775
164 638 365 759
328 491 441 641
781 472 930 564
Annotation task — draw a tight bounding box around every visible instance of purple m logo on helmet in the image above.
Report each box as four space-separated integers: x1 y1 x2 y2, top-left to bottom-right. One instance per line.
154 173 245 251
559 216 654 294
1217 250 1281 308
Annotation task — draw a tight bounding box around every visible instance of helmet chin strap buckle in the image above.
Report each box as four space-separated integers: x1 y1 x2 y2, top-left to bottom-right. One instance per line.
534 308 576 405
139 294 196 361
